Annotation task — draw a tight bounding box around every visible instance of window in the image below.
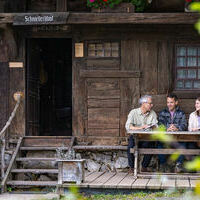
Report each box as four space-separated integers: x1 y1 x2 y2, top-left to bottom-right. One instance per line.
175 45 200 90
87 42 119 58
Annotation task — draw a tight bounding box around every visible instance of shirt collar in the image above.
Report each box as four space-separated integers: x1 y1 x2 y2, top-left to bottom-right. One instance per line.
139 107 150 116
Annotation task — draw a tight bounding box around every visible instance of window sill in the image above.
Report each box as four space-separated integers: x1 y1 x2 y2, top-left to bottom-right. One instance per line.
173 91 200 99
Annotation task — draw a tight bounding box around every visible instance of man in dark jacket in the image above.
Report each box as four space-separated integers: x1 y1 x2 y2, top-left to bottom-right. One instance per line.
158 93 187 172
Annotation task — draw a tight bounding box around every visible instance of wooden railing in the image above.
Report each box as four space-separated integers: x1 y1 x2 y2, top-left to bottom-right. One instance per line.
0 92 23 179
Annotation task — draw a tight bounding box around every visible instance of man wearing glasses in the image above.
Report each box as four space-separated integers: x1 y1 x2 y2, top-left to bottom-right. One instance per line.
125 95 158 173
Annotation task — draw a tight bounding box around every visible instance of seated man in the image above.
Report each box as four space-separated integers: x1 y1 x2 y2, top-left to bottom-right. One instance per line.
158 93 187 173
125 95 158 173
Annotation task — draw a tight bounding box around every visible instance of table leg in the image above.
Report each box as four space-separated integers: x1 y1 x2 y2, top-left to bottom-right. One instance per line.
134 135 138 178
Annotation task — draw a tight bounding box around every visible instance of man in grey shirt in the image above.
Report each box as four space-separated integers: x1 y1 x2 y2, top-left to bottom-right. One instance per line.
125 95 158 173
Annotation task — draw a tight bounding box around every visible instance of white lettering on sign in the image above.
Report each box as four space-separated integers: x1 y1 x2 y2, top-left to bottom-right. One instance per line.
24 15 54 23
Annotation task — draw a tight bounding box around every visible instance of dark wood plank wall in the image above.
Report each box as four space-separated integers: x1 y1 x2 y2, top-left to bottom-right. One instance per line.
72 24 200 138
2 24 199 139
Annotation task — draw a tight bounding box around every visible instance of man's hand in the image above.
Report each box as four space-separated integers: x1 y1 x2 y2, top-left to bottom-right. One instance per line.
129 124 149 131
167 124 178 132
141 125 149 130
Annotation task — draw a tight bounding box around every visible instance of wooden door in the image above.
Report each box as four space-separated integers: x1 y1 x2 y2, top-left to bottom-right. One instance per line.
87 78 120 136
0 62 9 131
26 40 40 136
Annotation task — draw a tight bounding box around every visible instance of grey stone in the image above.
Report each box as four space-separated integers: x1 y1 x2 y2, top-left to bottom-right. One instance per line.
86 159 101 172
114 157 128 169
105 161 116 172
76 153 82 159
38 175 52 182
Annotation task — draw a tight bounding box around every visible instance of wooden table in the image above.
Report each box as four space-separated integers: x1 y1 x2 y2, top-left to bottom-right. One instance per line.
128 131 200 178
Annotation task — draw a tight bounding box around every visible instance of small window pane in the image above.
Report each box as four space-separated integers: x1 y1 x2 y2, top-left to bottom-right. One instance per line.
111 42 119 50
177 57 186 67
176 81 184 89
185 81 193 89
187 57 197 66
104 43 111 49
177 47 186 56
198 48 200 55
88 42 119 58
188 69 196 79
97 50 103 57
96 44 103 50
177 69 187 79
188 47 197 56
88 50 95 57
88 44 95 50
105 50 111 57
112 50 119 57
198 70 200 79
194 81 200 89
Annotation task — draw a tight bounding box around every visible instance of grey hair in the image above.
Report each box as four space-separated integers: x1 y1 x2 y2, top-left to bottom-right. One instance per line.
139 95 152 105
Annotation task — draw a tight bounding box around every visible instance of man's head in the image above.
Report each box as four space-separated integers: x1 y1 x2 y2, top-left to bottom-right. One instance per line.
139 95 153 113
167 93 178 112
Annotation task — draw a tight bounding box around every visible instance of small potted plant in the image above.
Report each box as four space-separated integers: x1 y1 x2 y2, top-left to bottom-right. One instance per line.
87 0 150 13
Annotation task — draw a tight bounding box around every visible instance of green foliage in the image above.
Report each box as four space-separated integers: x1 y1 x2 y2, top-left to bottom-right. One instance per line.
7 186 12 192
169 151 180 162
127 0 148 11
151 125 174 143
190 2 200 34
87 0 122 9
185 156 200 171
87 0 148 11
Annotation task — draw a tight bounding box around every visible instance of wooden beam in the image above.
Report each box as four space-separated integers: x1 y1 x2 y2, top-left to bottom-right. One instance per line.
130 148 200 155
0 13 200 25
0 14 13 24
80 70 141 78
67 13 200 24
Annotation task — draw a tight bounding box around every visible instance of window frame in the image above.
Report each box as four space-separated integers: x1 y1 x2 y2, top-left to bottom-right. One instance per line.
174 44 200 91
85 40 121 59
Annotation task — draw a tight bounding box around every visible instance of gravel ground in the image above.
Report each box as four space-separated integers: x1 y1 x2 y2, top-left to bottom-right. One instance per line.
0 193 59 200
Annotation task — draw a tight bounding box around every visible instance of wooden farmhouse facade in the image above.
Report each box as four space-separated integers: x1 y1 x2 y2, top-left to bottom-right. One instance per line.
0 0 200 145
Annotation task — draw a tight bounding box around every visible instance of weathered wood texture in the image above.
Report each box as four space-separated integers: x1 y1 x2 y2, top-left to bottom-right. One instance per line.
120 40 140 137
27 0 56 12
87 78 120 136
140 41 158 95
9 68 25 137
56 0 67 12
0 62 9 131
67 13 200 24
0 13 199 25
72 61 87 136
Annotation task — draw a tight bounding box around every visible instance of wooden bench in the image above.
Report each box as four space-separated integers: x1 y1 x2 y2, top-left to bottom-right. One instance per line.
128 131 200 179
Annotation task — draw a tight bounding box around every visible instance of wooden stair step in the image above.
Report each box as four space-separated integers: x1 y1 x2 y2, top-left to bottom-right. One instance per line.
11 169 58 173
16 158 56 161
7 181 57 186
20 147 64 151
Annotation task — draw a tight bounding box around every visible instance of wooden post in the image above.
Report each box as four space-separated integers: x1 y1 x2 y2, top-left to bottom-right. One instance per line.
134 135 138 178
1 139 5 179
56 0 67 11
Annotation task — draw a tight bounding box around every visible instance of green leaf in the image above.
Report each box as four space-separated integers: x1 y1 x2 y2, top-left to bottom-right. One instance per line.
169 151 180 162
184 156 200 171
151 125 174 143
190 2 200 12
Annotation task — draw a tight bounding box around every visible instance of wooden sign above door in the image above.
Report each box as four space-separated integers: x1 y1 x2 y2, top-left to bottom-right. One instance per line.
13 12 69 26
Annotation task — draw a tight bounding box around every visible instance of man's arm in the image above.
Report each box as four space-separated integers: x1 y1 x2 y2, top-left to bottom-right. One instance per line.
158 111 167 128
125 110 148 131
177 112 187 131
